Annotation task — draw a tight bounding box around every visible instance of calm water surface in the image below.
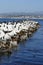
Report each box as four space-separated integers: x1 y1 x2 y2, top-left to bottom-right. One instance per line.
0 18 43 65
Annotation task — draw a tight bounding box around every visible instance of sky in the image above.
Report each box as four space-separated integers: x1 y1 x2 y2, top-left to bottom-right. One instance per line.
0 0 43 13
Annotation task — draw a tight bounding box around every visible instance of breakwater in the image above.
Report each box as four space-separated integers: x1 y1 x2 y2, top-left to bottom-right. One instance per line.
0 20 40 53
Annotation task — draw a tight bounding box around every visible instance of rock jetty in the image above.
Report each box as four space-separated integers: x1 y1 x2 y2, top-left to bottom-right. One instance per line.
0 20 40 52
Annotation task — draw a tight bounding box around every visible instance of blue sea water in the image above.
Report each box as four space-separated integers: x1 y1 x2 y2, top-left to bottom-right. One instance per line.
0 18 43 65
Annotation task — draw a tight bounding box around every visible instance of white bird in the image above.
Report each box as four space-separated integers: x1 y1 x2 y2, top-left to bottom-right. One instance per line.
8 30 17 37
0 30 5 38
4 33 11 40
7 24 13 31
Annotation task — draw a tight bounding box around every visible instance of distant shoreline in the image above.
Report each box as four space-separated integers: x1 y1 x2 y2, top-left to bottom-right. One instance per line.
0 16 43 19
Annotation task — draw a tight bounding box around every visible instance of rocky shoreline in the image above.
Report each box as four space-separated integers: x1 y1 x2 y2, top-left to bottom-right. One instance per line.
0 20 40 53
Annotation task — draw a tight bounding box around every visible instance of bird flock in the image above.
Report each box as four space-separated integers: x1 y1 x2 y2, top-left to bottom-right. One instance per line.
0 20 40 52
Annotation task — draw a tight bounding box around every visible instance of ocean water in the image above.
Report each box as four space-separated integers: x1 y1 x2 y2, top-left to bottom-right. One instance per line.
0 18 43 65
